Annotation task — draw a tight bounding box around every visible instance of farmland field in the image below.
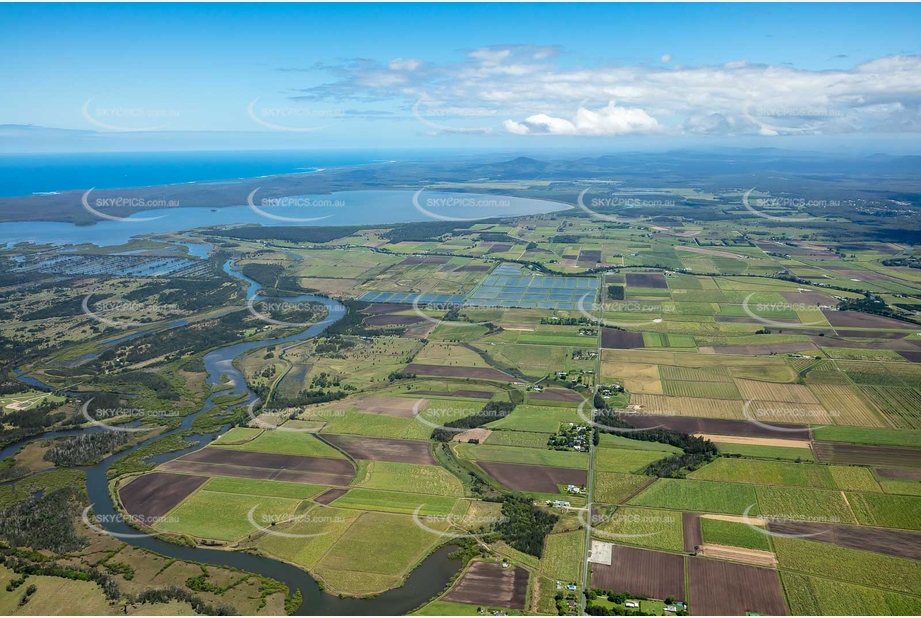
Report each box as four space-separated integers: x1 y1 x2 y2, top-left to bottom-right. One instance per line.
593 472 651 505
755 486 857 524
456 442 589 469
782 573 921 616
541 531 584 581
355 460 465 496
592 506 684 552
155 490 303 541
846 492 921 530
589 545 686 602
700 517 771 551
330 488 457 517
773 537 921 596
629 478 759 515
593 447 667 473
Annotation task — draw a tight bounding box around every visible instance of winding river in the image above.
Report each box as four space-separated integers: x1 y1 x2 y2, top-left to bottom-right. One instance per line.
6 260 461 615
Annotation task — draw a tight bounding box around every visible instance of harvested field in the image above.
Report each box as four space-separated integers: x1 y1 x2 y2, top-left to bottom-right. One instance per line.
169 448 355 485
528 388 584 403
629 394 743 420
486 243 513 254
683 512 702 553
477 461 586 493
701 513 768 526
780 291 837 305
765 521 921 561
453 264 491 272
618 413 811 439
119 473 208 521
329 396 427 418
590 545 685 601
900 351 921 363
414 389 495 399
688 557 787 616
403 363 513 381
360 303 406 315
443 561 529 610
736 380 819 405
364 314 426 326
160 458 355 487
455 428 491 443
399 255 451 265
601 328 646 350
875 467 921 480
696 434 811 449
710 342 819 355
589 540 614 565
321 434 436 465
808 384 886 428
626 273 668 289
823 310 916 330
313 488 349 505
699 544 777 568
813 442 921 469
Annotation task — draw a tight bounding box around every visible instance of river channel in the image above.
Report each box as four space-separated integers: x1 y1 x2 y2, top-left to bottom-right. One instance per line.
5 260 461 615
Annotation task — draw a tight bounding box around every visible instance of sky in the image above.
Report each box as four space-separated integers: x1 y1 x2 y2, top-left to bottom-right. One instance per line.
2 3 920 154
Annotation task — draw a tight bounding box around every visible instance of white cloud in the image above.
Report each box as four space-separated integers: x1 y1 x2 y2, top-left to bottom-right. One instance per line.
388 58 422 72
503 101 659 136
297 49 921 136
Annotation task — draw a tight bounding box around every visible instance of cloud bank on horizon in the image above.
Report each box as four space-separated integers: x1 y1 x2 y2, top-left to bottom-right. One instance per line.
294 45 921 138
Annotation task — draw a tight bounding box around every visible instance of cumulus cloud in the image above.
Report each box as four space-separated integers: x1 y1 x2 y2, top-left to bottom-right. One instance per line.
288 46 921 136
504 101 659 136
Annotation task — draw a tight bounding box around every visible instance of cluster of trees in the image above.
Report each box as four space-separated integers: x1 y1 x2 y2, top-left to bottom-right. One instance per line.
381 220 480 243
44 432 133 467
496 494 559 557
593 410 716 477
0 552 120 600
0 399 68 448
208 225 359 244
314 335 356 355
607 285 625 300
100 370 179 401
0 488 87 554
430 401 515 442
838 293 919 325
129 584 238 615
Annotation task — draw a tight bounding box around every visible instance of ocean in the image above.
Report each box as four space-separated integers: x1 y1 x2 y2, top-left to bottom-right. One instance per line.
0 150 389 197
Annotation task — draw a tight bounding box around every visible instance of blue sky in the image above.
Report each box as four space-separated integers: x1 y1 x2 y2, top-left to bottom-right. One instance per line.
2 3 920 153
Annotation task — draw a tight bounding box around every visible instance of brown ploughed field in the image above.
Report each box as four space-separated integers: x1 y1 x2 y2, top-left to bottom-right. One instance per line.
590 545 685 601
119 472 207 520
477 461 586 493
443 561 529 609
688 557 787 616
813 442 921 469
766 521 921 561
601 328 645 350
321 434 437 465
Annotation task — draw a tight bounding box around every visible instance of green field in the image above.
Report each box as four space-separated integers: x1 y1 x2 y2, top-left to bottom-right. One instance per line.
781 572 921 616
314 511 445 577
593 472 651 505
592 506 684 552
484 430 553 449
156 490 302 541
203 476 324 500
756 485 857 524
713 442 815 461
330 488 457 517
597 433 682 453
256 505 361 568
629 478 759 515
773 537 921 596
355 460 465 497
541 531 584 581
211 430 345 458
700 517 771 551
457 443 589 469
212 427 263 444
846 492 921 530
594 447 667 474
811 426 921 448
486 405 582 433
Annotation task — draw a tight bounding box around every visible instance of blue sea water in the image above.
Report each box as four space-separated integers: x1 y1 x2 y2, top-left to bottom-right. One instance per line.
0 150 387 197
